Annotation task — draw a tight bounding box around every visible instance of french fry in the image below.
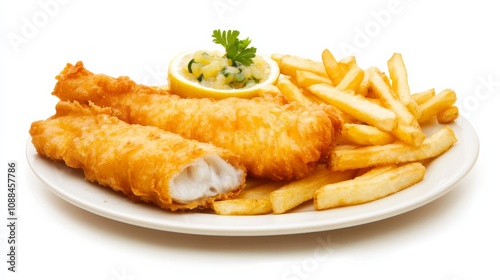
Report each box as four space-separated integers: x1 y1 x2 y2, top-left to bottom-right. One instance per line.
370 72 425 146
217 48 461 215
296 70 333 88
357 67 375 96
276 54 327 78
271 53 286 63
269 167 356 214
339 56 357 68
437 105 459 124
211 181 284 215
308 83 397 132
342 123 395 146
336 63 365 93
411 88 435 105
378 70 392 89
211 198 272 215
335 144 362 151
354 164 397 179
303 89 330 104
314 162 426 210
322 49 345 85
233 181 283 198
391 123 426 147
370 72 416 126
388 53 421 118
418 88 457 123
357 67 391 97
276 77 314 106
257 84 282 96
329 126 457 171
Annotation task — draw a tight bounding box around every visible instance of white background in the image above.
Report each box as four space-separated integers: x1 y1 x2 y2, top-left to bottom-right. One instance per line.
1 0 499 279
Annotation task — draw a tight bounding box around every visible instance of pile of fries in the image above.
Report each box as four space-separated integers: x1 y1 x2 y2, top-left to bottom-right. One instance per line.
212 49 459 215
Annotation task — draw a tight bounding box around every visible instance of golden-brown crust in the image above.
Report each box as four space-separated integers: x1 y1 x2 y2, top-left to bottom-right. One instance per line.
30 101 245 211
53 61 170 104
52 62 343 181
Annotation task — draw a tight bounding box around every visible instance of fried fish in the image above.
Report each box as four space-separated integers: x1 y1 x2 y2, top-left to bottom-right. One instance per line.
29 101 246 211
53 61 343 181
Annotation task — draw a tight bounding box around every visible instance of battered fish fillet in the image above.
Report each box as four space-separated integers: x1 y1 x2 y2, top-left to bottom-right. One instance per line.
29 101 246 211
53 61 343 181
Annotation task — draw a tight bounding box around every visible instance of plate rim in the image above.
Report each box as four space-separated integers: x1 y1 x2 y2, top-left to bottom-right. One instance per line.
26 117 479 236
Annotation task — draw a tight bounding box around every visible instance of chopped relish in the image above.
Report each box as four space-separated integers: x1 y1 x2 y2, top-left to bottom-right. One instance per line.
182 50 270 90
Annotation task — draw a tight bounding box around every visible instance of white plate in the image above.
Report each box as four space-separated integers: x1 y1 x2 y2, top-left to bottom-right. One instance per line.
26 117 479 236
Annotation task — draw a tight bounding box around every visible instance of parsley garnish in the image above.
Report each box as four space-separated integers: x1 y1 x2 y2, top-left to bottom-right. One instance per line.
212 29 257 66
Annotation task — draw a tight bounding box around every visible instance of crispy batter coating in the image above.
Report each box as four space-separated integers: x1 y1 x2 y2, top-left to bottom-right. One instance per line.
29 101 245 211
53 61 343 181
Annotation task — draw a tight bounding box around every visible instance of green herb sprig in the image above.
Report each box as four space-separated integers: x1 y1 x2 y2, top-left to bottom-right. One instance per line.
212 29 256 66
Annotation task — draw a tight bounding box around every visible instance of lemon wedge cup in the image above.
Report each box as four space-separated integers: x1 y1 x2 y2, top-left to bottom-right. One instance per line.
168 51 280 99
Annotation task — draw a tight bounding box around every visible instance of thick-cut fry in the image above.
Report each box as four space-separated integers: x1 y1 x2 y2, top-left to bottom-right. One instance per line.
276 77 314 106
378 70 392 89
356 67 379 96
296 70 333 88
269 167 356 214
314 162 426 210
418 88 457 123
270 53 286 63
211 198 271 215
342 123 395 146
276 54 327 78
257 84 282 97
387 53 421 118
330 126 457 171
335 144 362 151
437 105 459 124
370 72 425 146
321 49 342 85
391 123 426 147
370 72 417 126
411 88 435 105
336 63 365 93
308 83 397 132
355 164 398 179
237 182 285 199
211 181 283 215
31 44 462 216
339 56 357 67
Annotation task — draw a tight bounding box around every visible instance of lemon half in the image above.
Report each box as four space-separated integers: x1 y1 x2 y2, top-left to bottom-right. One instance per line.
168 51 280 99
